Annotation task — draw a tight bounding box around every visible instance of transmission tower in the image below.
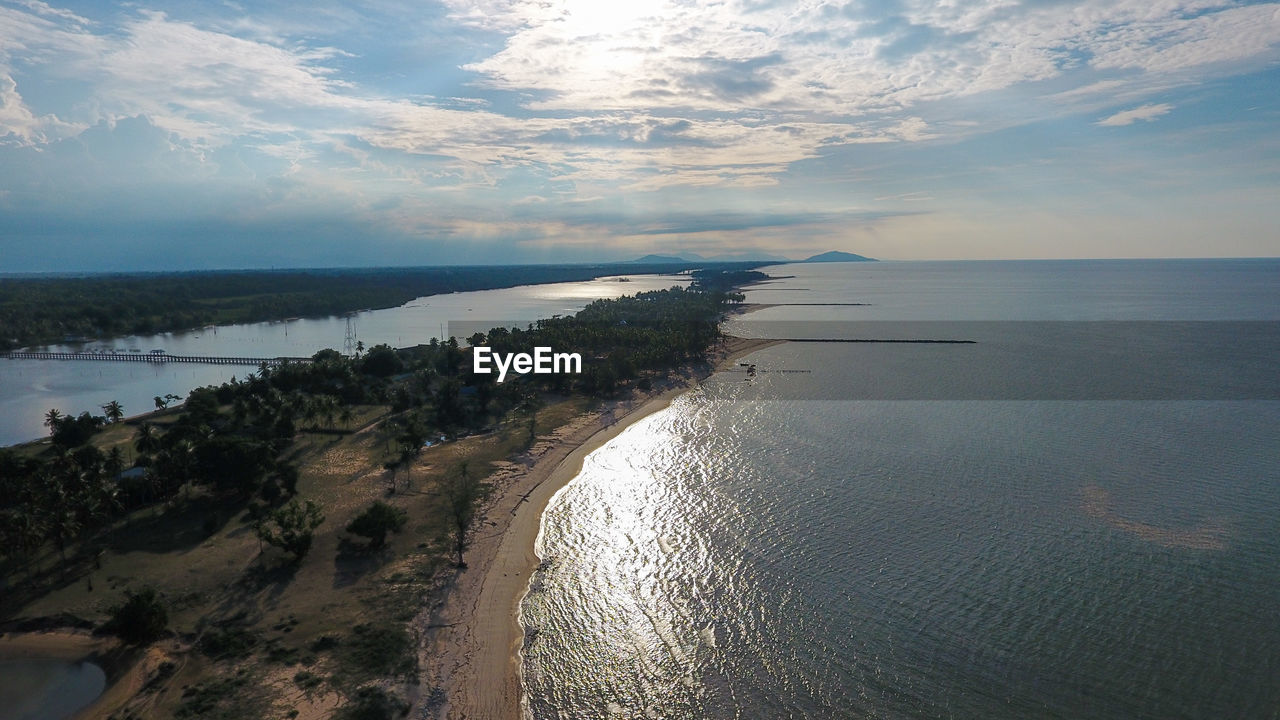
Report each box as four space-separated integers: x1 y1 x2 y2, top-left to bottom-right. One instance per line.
344 315 358 357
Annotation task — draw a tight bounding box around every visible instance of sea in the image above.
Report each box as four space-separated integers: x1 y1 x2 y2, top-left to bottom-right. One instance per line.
519 259 1280 720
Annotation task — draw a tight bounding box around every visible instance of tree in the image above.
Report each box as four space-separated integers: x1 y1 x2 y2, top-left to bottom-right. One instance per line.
257 500 324 563
360 344 403 378
51 412 104 448
104 446 126 478
48 508 80 561
447 462 480 568
134 422 161 457
345 501 407 549
44 408 63 433
0 508 46 579
102 400 124 424
108 587 169 645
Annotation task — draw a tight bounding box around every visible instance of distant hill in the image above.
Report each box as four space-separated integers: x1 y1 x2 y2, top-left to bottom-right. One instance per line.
702 252 791 262
630 254 690 264
630 252 791 263
800 250 876 263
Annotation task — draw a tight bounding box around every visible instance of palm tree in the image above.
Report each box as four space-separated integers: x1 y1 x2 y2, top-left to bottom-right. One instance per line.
49 509 80 562
102 400 124 424
134 422 161 459
44 408 63 433
105 446 126 478
322 396 339 430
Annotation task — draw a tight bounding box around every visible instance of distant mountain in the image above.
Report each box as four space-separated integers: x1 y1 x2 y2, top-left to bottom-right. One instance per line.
702 252 792 262
630 252 792 263
630 254 691 264
800 250 876 263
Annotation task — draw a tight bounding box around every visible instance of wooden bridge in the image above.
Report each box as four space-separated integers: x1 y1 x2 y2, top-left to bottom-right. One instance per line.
4 351 311 367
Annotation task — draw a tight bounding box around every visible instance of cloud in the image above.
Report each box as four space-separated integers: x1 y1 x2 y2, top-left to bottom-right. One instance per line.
0 0 1277 268
1097 103 1174 126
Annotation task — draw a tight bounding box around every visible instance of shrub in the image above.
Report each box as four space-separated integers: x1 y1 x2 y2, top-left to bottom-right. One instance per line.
198 625 259 659
345 502 408 549
107 587 169 645
257 500 324 563
339 687 409 720
338 623 416 680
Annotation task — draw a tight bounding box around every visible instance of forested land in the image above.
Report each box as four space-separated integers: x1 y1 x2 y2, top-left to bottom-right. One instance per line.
0 271 764 719
0 261 764 351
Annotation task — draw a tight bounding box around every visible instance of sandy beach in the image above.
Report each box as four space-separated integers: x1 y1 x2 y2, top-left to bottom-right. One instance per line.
419 334 781 720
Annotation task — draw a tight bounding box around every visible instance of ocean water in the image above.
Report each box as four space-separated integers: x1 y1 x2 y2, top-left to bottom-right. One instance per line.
520 259 1280 719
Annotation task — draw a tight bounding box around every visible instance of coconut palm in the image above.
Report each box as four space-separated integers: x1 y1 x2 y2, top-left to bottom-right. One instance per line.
105 446 126 478
134 422 161 458
44 408 63 432
102 400 124 424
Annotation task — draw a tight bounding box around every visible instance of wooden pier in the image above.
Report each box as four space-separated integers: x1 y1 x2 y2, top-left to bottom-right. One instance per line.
4 351 311 367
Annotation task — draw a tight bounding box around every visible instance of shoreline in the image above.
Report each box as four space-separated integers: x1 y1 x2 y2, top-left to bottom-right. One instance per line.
419 334 783 720
0 630 161 720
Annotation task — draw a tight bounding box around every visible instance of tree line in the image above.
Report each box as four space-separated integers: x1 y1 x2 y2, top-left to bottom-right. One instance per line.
0 261 766 351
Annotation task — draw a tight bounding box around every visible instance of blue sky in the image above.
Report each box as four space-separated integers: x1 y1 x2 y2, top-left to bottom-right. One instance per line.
0 0 1277 270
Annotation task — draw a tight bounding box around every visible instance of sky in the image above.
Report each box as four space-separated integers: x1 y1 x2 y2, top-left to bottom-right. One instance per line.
0 0 1278 270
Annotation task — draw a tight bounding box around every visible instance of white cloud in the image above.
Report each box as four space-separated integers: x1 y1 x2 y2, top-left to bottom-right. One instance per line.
0 0 1276 232
0 68 79 143
1097 103 1174 126
13 0 89 26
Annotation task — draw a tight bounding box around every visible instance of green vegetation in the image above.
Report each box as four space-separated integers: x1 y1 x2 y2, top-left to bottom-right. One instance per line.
447 463 479 568
256 500 326 563
0 261 763 351
346 501 408 549
336 622 417 682
0 268 764 718
174 670 266 720
338 686 410 720
198 624 261 660
106 586 169 645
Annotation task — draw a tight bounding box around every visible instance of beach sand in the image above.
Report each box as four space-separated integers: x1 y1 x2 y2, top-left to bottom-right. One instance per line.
418 335 781 720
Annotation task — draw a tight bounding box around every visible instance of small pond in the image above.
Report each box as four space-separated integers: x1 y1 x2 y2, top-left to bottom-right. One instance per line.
0 658 107 720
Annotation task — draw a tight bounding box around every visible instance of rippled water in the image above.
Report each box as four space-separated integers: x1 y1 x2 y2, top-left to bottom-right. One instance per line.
521 259 1280 719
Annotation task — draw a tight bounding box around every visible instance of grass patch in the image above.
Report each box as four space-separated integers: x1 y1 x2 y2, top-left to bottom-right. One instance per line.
293 670 324 691
335 622 416 684
336 686 409 720
197 625 260 660
174 669 267 719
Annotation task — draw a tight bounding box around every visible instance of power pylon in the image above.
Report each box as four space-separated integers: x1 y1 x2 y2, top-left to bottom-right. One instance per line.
344 315 358 357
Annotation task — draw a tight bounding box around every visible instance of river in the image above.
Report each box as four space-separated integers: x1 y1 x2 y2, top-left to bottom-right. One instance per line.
0 273 688 447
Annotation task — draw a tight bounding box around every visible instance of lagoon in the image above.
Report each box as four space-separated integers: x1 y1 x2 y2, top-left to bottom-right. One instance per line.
0 273 687 447
0 657 106 720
